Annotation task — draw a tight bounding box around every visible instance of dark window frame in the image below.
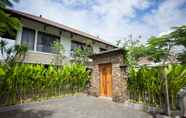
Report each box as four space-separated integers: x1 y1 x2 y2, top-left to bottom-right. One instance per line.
21 27 35 50
71 40 86 51
37 31 60 53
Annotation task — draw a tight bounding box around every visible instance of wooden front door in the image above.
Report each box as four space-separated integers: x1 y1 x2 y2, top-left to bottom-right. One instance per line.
99 63 112 97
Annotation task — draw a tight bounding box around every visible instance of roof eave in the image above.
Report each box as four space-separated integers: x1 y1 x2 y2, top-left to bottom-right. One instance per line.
6 9 117 48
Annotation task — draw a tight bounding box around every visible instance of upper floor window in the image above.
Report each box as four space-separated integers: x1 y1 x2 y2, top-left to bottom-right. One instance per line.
71 41 93 57
71 40 86 52
37 32 59 53
21 27 35 50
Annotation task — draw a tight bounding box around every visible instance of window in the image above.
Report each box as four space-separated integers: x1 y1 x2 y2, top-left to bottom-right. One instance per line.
71 41 93 57
99 48 107 52
71 41 86 52
37 32 59 53
21 28 35 50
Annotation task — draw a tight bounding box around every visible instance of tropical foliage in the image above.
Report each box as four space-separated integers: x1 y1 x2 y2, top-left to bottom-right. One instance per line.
0 0 21 37
52 41 65 65
128 64 186 110
61 64 90 91
0 40 28 68
169 25 186 64
0 26 90 106
123 39 146 66
0 63 90 106
125 25 186 115
73 46 93 65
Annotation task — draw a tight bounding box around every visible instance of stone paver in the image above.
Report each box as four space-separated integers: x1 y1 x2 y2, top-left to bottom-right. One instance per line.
0 95 152 118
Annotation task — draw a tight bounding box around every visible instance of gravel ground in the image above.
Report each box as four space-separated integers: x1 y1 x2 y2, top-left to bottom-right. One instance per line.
0 95 153 118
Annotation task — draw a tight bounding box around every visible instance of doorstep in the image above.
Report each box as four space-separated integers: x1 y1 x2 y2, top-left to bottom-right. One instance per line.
98 96 112 100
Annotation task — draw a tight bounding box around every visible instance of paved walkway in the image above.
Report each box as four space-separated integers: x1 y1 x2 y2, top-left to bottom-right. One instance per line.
0 95 152 118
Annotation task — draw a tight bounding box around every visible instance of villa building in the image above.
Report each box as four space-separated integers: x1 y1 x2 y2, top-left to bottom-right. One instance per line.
0 9 116 65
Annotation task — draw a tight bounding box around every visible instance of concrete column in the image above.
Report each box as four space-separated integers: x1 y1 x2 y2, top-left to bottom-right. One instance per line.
34 30 38 52
15 27 22 45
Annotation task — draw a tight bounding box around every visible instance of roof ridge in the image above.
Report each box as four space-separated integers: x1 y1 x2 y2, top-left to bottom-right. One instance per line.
7 8 116 47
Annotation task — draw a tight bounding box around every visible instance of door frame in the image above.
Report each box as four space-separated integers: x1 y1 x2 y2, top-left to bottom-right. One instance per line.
99 63 112 97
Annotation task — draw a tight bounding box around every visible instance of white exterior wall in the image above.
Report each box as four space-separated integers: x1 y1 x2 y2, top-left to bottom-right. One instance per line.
15 27 22 45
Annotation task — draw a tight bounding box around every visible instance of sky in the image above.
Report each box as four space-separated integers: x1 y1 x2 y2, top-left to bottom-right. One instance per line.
12 0 186 45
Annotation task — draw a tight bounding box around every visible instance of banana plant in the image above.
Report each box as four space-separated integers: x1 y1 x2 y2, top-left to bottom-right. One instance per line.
128 64 186 109
165 64 186 109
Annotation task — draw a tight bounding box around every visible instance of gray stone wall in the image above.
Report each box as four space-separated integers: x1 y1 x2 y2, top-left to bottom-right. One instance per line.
112 63 128 103
88 50 128 103
88 64 99 96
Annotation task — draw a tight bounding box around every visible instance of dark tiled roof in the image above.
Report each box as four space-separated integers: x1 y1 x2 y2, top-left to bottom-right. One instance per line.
7 9 116 47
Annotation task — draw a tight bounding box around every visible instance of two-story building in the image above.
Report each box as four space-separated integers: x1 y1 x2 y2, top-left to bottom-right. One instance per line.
0 9 116 65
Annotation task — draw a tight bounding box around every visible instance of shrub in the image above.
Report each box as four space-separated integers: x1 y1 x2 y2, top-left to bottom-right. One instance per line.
0 63 90 106
61 64 90 91
128 64 186 110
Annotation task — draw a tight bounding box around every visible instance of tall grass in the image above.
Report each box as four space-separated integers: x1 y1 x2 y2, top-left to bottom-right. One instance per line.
0 63 90 106
128 64 186 110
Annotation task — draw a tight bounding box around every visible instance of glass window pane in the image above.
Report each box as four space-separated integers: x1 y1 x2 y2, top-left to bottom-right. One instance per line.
37 32 59 53
71 41 85 51
21 28 35 50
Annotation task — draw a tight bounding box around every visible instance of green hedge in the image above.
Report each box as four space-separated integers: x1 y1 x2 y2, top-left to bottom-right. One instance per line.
0 63 90 106
128 64 186 110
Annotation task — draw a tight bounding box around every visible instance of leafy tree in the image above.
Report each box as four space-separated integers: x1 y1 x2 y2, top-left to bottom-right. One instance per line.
0 0 18 7
116 40 121 47
73 46 93 65
145 35 176 116
169 25 186 64
171 25 186 47
124 35 175 115
146 35 176 63
177 52 186 64
125 24 186 116
142 25 186 115
128 65 186 110
52 41 65 65
0 0 21 37
0 40 28 68
123 39 146 66
0 0 25 64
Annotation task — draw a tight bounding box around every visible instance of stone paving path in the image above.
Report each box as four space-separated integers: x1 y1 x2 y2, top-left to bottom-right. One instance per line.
0 95 153 118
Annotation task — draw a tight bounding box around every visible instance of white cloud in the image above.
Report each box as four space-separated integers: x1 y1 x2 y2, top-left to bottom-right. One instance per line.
13 0 186 45
143 0 186 32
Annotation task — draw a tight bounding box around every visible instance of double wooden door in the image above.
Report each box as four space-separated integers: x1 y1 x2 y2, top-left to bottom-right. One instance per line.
99 63 112 97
